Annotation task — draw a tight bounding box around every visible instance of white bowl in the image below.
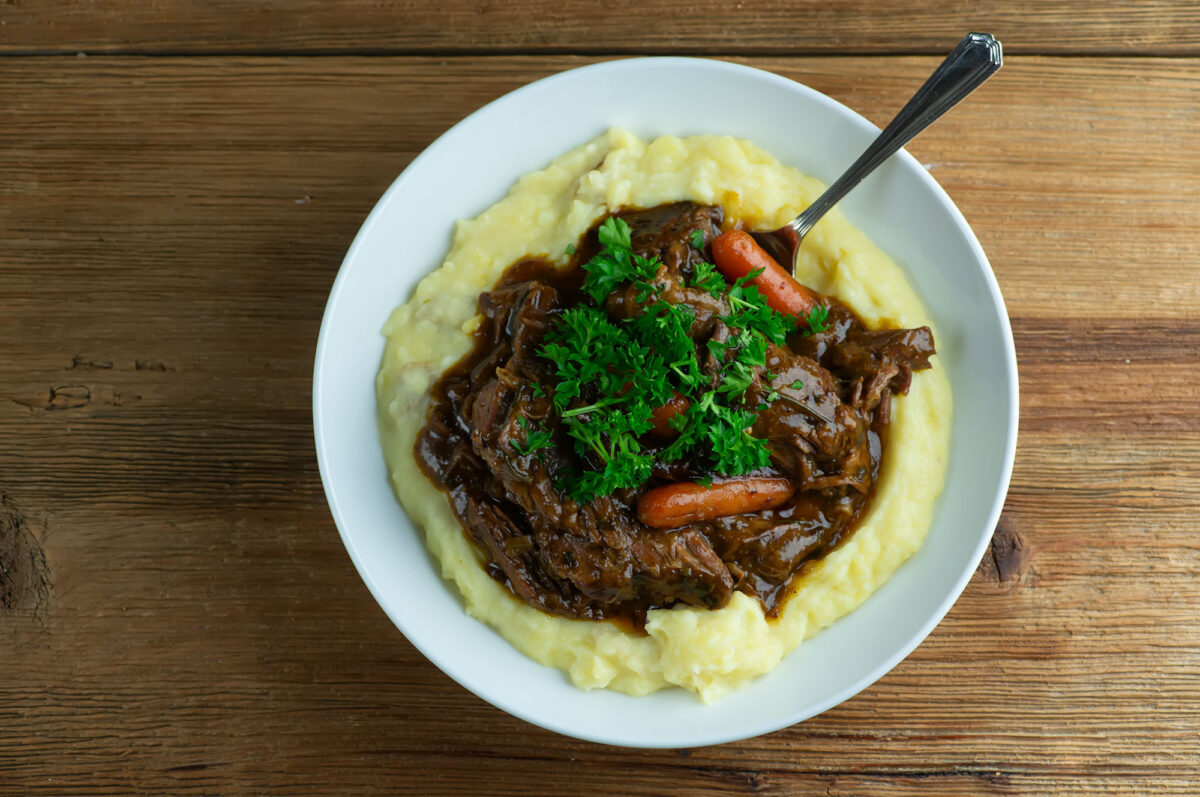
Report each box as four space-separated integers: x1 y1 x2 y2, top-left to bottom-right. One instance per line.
313 57 1018 748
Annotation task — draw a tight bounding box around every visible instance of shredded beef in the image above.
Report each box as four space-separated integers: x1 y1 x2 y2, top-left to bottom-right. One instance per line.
416 202 936 623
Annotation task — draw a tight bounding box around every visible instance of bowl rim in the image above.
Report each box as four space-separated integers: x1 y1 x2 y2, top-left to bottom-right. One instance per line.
313 55 1019 748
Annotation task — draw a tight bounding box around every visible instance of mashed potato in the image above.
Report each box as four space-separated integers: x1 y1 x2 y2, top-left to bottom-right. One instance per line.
376 129 951 702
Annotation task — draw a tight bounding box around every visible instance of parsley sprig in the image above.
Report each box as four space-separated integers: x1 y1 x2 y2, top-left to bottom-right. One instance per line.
510 417 554 457
538 215 797 503
663 391 771 476
580 217 662 304
539 303 665 502
687 261 726 297
803 304 831 335
722 270 792 346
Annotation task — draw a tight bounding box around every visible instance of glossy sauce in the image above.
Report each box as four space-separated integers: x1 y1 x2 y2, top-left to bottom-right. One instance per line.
415 203 930 625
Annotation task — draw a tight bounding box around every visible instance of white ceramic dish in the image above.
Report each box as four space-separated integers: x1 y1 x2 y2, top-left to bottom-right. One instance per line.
313 57 1018 748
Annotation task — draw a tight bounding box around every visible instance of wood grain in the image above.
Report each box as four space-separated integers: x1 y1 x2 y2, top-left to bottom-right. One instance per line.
2 1 1200 56
1 55 1199 795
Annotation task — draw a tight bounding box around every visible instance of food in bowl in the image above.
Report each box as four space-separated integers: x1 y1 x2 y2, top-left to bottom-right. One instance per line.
377 128 951 701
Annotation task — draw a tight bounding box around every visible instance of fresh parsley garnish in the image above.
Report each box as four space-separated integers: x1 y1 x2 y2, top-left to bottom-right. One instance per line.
689 229 705 249
537 216 790 503
663 390 772 476
803 304 830 335
564 243 576 255
510 417 554 457
581 217 661 304
540 306 642 412
687 261 726 298
599 214 632 250
722 269 795 346
710 327 766 401
539 303 663 502
628 300 703 392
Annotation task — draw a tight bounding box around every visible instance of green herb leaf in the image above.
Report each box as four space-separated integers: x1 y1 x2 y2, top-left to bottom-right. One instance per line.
581 217 664 305
687 261 726 298
580 250 630 304
510 419 554 457
539 214 786 502
627 300 701 394
540 305 633 411
664 390 772 476
803 304 830 336
564 243 576 255
689 229 705 249
597 215 632 251
565 451 654 503
630 253 663 303
722 268 795 345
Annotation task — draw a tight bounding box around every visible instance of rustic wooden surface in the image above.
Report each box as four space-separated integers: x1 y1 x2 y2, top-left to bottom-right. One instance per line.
3 1 1200 55
2 7 1199 797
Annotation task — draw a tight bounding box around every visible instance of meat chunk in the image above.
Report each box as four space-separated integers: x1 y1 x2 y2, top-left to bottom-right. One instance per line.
604 202 730 338
793 304 936 414
744 344 872 493
478 280 560 382
625 201 723 272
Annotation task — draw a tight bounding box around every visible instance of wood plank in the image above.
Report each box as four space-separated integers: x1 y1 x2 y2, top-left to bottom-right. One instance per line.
2 1 1200 56
1 55 1198 794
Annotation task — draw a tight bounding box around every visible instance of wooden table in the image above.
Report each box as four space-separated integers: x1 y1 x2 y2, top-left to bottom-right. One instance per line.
3 3 1198 794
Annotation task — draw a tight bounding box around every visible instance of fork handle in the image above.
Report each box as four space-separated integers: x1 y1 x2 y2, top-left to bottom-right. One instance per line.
789 32 1003 240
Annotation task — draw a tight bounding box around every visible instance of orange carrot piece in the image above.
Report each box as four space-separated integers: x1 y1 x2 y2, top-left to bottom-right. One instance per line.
637 477 794 529
710 229 821 318
649 393 691 438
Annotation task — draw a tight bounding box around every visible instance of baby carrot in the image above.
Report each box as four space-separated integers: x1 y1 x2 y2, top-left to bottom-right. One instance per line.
637 477 794 529
710 229 821 318
649 393 691 438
